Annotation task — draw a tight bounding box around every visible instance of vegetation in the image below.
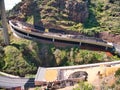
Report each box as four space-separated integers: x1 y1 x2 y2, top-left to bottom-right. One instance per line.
83 0 120 35
9 0 120 36
0 28 120 76
0 29 119 76
40 0 120 35
53 48 107 66
0 20 2 27
115 68 120 85
73 81 94 90
7 0 120 38
97 68 120 90
0 0 120 76
3 46 36 76
35 87 42 90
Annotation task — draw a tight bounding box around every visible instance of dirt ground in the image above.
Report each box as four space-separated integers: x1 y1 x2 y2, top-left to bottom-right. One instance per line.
57 65 120 90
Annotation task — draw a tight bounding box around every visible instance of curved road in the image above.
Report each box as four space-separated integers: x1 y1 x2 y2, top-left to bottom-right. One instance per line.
0 76 34 89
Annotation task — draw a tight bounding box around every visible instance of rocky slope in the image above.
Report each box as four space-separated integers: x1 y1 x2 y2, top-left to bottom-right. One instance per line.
99 31 120 44
8 0 120 43
9 0 89 29
1 0 119 76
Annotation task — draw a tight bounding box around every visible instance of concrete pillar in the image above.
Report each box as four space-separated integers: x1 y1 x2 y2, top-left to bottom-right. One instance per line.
53 38 55 42
79 42 81 46
27 33 29 36
105 47 108 50
0 0 10 45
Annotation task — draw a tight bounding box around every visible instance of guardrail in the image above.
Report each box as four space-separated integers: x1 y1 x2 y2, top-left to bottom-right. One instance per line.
46 60 120 70
0 71 19 78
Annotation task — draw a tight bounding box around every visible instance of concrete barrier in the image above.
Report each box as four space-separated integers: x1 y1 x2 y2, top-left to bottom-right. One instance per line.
0 71 19 78
46 60 120 70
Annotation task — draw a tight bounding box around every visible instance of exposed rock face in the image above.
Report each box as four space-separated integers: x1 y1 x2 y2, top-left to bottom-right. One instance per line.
65 0 88 23
44 0 89 23
99 31 120 44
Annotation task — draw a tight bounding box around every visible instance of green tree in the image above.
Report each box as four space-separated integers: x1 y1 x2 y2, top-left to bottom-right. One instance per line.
3 46 37 76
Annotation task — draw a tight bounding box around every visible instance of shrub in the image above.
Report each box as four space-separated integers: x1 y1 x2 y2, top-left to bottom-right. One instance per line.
3 45 37 76
73 81 94 90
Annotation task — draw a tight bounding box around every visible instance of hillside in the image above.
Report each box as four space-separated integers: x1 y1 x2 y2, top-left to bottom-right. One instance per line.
9 0 88 29
8 0 120 43
0 0 120 76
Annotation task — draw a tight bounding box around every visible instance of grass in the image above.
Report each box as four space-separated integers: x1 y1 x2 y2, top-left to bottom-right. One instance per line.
25 74 36 78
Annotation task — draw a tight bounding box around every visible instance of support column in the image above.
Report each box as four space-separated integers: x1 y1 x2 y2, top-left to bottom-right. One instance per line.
105 46 108 50
79 42 81 46
27 33 29 36
0 0 10 45
53 38 55 42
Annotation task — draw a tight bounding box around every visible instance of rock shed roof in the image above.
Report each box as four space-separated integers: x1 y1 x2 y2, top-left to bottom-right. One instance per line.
35 67 58 84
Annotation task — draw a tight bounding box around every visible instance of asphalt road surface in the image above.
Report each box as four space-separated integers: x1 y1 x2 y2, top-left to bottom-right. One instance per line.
0 76 35 89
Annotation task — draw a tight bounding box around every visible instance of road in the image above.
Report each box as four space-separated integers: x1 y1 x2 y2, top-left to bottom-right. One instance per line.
0 76 34 89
